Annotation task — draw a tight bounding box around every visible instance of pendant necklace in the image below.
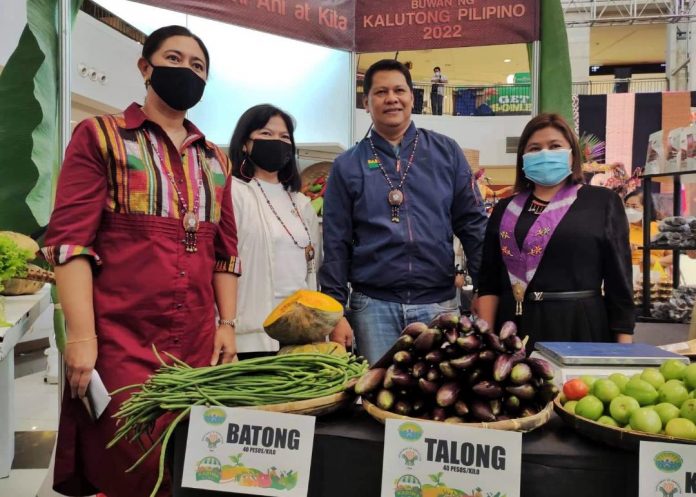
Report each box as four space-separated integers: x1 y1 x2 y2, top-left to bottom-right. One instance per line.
367 131 419 223
254 178 316 272
145 130 203 253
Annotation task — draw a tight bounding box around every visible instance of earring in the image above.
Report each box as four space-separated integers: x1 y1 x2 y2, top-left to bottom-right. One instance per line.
239 158 252 181
144 79 151 88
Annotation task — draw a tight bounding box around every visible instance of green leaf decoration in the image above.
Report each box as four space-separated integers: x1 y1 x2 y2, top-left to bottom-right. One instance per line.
0 0 83 235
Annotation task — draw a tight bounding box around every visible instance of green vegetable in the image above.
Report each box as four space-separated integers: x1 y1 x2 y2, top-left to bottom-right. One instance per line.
109 348 368 497
0 235 31 292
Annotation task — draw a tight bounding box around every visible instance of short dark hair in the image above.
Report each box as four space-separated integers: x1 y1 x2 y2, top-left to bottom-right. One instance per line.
514 113 584 192
363 59 413 96
229 104 301 192
433 66 441 72
142 25 210 73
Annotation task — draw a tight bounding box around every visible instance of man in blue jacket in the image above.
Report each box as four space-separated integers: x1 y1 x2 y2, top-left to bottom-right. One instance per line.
320 59 487 364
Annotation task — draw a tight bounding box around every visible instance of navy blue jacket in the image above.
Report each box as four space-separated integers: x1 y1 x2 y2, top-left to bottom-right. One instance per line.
319 122 487 305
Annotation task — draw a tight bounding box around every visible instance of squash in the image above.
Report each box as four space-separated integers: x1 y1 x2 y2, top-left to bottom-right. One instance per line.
277 341 347 357
263 290 343 345
0 231 39 260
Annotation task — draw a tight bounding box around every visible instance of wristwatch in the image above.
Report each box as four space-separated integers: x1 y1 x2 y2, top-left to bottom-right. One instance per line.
218 318 237 328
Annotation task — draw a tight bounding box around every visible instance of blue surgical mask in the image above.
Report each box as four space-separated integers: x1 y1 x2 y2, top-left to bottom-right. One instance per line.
522 149 572 186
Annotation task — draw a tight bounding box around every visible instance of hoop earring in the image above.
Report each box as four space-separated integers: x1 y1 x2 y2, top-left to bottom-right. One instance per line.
239 158 253 181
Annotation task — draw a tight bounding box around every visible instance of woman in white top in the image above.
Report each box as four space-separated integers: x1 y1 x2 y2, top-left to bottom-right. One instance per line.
228 104 321 355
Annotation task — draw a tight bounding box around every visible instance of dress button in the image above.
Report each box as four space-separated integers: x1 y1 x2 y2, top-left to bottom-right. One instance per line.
176 303 183 309
178 179 183 184
180 271 186 277
173 337 180 344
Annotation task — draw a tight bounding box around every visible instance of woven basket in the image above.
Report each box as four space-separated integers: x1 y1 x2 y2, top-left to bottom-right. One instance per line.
1 264 55 296
363 398 553 432
247 391 355 417
300 161 332 190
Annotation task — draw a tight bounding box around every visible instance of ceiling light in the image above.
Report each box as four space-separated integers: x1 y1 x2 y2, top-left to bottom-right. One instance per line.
504 59 511 63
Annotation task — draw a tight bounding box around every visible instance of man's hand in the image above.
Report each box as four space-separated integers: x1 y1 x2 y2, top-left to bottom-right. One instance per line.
330 317 353 349
211 324 237 365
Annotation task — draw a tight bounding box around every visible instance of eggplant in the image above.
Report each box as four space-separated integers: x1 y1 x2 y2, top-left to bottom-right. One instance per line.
526 358 555 380
537 382 560 404
474 318 491 334
505 384 535 401
499 321 518 341
394 400 413 416
519 406 539 418
458 315 473 333
402 321 428 338
483 333 506 353
355 368 386 395
411 361 428 379
436 382 461 407
445 416 465 424
444 328 460 345
504 335 523 352
394 334 415 351
478 350 496 362
376 389 395 411
442 343 460 358
393 350 413 367
454 400 470 417
439 361 458 379
510 349 527 366
531 377 544 389
392 370 414 389
509 363 532 385
430 312 459 330
490 399 502 416
414 328 443 353
412 399 427 415
492 354 514 382
418 378 439 396
432 407 448 422
504 395 521 413
450 353 478 370
425 349 445 364
426 368 441 383
465 367 484 386
472 380 503 399
456 335 481 352
471 400 496 422
383 365 398 389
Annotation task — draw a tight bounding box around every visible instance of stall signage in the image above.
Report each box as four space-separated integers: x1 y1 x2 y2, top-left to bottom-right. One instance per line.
381 419 522 497
355 0 540 52
182 406 316 496
639 441 696 496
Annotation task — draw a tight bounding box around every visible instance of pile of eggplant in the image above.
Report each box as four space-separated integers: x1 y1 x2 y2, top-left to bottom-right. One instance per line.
355 314 558 423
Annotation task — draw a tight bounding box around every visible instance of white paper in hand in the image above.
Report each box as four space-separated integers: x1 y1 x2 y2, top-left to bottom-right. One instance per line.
81 369 112 421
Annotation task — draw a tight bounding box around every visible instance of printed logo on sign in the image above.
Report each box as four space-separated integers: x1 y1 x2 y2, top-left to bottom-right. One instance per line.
202 431 223 451
398 422 423 442
203 407 226 425
196 456 222 483
656 479 681 497
394 474 422 497
399 447 421 468
654 451 683 473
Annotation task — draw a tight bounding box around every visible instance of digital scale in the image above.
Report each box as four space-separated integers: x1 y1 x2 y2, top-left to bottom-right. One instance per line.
529 342 690 387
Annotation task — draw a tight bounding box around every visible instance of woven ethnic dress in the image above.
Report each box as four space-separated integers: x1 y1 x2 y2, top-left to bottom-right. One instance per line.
43 103 240 496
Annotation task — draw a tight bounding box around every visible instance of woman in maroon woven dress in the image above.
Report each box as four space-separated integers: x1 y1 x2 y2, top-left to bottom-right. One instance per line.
43 26 240 496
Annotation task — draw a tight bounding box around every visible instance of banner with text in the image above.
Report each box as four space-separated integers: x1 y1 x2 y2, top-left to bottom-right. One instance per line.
356 0 539 52
182 406 316 496
134 0 354 50
381 419 522 497
639 441 696 497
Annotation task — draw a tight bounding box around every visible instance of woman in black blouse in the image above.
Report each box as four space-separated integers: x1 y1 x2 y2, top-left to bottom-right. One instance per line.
477 113 634 348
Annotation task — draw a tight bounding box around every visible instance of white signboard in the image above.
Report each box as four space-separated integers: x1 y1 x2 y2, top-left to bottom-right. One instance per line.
381 419 522 497
182 406 316 496
639 441 696 497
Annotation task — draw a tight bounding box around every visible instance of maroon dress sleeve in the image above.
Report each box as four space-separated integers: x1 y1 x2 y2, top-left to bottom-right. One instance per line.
41 119 107 266
213 164 241 275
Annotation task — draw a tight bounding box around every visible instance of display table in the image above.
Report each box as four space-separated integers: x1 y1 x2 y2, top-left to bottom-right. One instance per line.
170 406 640 497
0 286 51 478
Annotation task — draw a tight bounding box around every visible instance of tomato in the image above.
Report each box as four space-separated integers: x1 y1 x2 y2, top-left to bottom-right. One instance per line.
563 378 590 401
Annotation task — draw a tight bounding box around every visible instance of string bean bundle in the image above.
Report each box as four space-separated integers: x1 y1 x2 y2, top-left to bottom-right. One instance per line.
108 349 367 497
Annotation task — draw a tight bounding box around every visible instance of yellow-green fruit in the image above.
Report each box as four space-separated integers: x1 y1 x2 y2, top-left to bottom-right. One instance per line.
654 403 681 425
684 364 696 390
608 373 630 393
623 378 659 406
658 381 689 408
609 395 640 425
564 400 578 414
592 379 621 403
580 375 598 389
575 395 604 421
597 415 619 427
640 368 666 390
629 407 662 434
680 399 696 424
665 418 696 439
660 359 688 381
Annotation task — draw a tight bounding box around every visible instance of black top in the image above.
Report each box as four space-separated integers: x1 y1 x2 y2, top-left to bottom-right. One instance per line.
478 185 635 346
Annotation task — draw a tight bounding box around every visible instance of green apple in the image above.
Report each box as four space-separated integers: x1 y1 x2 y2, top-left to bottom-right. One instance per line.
575 395 604 421
592 379 621 404
597 415 619 427
665 418 696 439
680 399 696 423
629 407 662 434
653 403 681 425
684 363 696 390
608 373 630 393
564 400 578 414
609 395 641 425
641 368 666 390
660 359 688 381
658 381 690 407
623 378 660 406
580 375 598 389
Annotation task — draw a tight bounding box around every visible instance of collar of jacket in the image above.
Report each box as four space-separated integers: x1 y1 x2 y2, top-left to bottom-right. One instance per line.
367 121 418 157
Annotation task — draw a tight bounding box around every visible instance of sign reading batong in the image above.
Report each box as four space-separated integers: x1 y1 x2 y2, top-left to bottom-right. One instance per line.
355 0 540 52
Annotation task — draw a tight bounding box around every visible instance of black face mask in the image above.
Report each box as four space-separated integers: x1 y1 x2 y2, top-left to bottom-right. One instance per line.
248 139 293 173
148 63 206 111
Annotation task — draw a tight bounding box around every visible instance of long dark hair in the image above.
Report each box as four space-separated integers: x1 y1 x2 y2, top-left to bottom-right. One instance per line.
514 113 584 192
142 25 210 73
229 105 301 192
